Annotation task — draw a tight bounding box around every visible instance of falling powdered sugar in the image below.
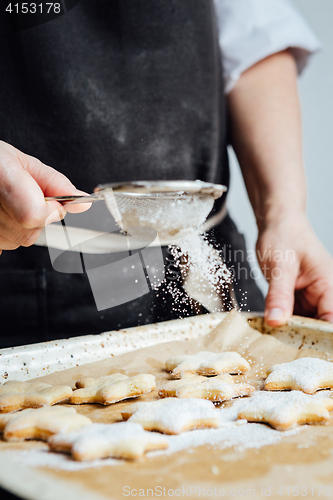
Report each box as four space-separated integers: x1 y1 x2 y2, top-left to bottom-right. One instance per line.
169 231 231 291
106 184 234 315
163 230 233 316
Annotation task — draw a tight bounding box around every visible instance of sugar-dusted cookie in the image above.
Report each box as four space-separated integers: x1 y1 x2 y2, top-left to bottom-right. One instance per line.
70 373 156 405
159 374 254 402
166 351 250 378
265 357 333 394
0 381 73 413
2 406 92 441
0 413 14 432
48 422 169 461
238 391 333 431
122 397 220 434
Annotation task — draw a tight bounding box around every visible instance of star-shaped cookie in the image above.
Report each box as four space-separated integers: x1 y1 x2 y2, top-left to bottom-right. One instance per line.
159 374 254 402
237 391 333 430
122 397 220 434
265 357 333 394
48 422 169 461
70 373 156 405
0 381 73 413
0 406 91 441
166 351 250 378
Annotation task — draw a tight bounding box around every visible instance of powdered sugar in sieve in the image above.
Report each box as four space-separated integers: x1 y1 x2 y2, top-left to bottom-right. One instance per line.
99 181 226 243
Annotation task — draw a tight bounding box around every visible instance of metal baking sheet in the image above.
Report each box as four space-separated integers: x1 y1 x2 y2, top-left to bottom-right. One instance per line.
0 313 227 382
1 313 333 500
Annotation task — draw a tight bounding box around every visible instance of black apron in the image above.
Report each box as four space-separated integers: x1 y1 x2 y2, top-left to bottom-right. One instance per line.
0 0 264 347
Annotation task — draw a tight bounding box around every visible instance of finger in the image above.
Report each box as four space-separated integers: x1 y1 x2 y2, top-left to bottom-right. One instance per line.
0 153 89 228
0 228 42 248
318 313 333 322
20 228 43 247
21 154 91 215
0 235 19 250
0 158 66 228
0 205 44 247
61 193 92 215
264 261 299 327
316 283 333 323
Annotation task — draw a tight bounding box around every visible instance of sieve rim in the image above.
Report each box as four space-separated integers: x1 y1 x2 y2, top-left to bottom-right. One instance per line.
94 180 227 200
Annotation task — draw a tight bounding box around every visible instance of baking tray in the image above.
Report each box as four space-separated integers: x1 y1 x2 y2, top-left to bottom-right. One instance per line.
1 313 333 500
0 312 229 382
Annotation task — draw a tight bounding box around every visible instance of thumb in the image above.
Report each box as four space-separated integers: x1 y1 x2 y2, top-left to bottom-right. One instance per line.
21 151 90 214
264 260 299 327
0 141 90 230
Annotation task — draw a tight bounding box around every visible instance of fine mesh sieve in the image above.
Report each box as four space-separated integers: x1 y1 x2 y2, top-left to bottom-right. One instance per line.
46 180 227 243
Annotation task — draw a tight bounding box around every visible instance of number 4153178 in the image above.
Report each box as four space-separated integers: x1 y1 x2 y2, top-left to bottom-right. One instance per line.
6 3 61 14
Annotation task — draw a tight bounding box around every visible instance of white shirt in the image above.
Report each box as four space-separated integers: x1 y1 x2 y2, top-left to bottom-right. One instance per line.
214 0 321 93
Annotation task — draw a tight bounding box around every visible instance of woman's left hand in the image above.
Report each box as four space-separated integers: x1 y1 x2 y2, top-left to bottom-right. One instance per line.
257 211 333 326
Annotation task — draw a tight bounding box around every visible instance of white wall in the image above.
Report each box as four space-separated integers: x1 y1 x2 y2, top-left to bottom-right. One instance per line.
227 0 333 296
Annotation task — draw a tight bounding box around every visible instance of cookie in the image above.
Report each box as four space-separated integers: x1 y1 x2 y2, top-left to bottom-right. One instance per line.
238 391 333 431
265 357 333 394
159 374 254 402
48 422 169 461
165 351 250 378
0 413 14 432
0 381 73 413
70 373 156 405
2 406 91 441
122 397 220 434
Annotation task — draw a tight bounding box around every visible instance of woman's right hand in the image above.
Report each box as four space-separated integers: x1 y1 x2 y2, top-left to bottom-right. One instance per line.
0 140 88 254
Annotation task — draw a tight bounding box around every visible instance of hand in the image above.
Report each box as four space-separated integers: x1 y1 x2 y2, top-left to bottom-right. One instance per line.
0 141 89 254
256 211 333 326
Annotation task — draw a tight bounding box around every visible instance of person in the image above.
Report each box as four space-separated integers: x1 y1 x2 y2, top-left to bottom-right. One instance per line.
0 0 332 348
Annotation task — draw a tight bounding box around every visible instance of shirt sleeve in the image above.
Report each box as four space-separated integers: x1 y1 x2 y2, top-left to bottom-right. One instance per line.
213 0 322 93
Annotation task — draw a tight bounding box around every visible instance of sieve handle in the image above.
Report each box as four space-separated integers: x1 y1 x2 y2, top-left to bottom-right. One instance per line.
45 194 103 204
